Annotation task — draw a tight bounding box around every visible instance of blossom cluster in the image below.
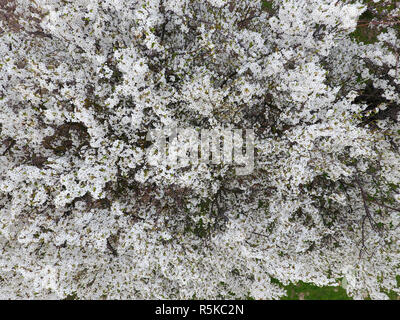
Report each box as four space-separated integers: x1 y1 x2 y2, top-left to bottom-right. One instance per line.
0 0 399 299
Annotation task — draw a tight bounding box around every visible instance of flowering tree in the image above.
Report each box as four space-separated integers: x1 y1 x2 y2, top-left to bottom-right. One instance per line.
0 0 399 299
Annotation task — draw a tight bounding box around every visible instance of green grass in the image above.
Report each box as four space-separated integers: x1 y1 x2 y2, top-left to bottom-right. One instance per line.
281 281 352 300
